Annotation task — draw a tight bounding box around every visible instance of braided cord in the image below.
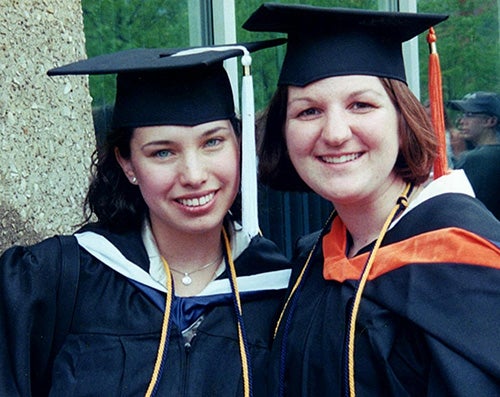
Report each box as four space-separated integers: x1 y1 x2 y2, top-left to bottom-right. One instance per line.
346 183 412 397
273 210 337 339
145 256 174 397
274 210 336 397
222 227 253 397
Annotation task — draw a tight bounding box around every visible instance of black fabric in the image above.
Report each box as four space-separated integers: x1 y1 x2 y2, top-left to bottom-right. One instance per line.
51 236 80 366
112 66 235 128
243 3 447 85
454 145 500 219
47 39 285 128
0 227 290 396
270 193 500 396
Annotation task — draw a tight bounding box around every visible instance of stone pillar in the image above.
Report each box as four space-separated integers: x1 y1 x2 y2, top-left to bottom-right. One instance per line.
0 0 94 252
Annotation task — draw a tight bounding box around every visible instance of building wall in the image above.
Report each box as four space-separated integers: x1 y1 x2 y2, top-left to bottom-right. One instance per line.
0 1 94 252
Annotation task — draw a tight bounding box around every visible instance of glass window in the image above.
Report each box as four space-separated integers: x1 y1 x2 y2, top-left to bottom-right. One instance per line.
417 0 499 108
81 0 196 147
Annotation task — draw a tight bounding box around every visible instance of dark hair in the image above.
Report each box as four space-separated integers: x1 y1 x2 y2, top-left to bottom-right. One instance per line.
257 78 437 192
84 126 146 231
84 116 242 232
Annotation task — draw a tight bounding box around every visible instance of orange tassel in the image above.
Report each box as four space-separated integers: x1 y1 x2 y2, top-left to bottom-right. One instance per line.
427 27 449 179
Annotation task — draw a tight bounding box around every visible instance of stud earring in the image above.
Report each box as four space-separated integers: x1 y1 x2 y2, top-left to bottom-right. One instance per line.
131 176 137 184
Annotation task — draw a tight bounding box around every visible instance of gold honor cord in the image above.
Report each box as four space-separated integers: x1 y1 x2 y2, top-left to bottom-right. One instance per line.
347 182 412 397
272 183 412 397
145 226 251 397
145 255 174 397
222 227 251 397
273 210 337 339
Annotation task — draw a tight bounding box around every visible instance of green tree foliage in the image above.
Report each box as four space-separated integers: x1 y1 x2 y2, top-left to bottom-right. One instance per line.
418 0 499 102
81 1 499 116
81 0 190 108
82 0 379 114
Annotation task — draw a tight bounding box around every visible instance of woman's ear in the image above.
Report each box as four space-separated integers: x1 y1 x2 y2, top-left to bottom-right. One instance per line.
115 147 138 185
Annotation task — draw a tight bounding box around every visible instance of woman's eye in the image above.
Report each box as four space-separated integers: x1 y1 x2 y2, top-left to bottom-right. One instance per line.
298 108 320 118
155 149 172 158
351 102 374 111
205 138 222 148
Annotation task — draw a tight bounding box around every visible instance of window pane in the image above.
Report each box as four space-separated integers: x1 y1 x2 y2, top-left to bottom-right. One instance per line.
418 0 499 103
81 0 192 146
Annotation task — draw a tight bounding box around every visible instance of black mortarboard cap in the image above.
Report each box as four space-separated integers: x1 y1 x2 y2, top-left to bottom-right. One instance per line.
48 39 285 238
243 3 448 86
47 39 285 128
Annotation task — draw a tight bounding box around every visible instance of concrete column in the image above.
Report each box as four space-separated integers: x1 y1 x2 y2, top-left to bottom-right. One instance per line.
0 0 94 252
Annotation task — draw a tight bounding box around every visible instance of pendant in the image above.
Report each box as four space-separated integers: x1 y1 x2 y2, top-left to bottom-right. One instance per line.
182 274 192 285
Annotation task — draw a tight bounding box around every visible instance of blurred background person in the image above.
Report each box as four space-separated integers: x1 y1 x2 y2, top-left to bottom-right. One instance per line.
448 91 500 219
423 99 469 167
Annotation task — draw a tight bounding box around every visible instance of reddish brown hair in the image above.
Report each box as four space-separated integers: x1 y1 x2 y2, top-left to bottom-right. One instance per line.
257 78 437 192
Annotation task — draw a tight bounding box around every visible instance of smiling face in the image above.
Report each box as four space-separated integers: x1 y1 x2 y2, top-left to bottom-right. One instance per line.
285 75 402 207
116 120 240 238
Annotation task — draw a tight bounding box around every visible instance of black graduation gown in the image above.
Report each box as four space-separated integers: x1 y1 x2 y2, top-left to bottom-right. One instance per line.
0 223 291 396
270 192 500 396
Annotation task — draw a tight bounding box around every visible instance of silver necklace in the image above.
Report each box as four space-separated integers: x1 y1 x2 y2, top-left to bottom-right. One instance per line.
169 254 223 286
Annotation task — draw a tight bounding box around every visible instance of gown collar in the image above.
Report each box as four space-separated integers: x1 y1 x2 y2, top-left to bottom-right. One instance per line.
142 218 251 293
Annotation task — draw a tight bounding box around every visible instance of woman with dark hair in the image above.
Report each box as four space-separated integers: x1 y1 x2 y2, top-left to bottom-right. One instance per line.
0 42 290 396
244 4 500 396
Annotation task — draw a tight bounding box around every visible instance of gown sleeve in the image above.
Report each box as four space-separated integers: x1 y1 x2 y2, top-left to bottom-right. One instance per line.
0 237 64 396
368 197 500 395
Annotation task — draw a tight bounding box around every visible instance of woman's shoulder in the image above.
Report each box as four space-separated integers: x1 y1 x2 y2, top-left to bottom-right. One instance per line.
240 233 291 272
292 230 324 261
75 222 148 266
405 192 499 238
0 235 78 293
399 171 500 238
1 235 65 263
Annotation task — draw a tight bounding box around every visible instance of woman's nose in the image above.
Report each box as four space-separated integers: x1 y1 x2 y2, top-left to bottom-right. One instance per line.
320 112 352 146
179 153 208 186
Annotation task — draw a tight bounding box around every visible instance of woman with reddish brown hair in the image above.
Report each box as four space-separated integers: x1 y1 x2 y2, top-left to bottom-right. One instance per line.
245 3 500 396
258 78 438 191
